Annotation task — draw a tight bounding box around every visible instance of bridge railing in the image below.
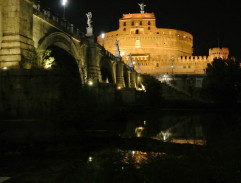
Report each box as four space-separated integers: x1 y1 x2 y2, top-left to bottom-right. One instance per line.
33 6 85 40
96 43 136 72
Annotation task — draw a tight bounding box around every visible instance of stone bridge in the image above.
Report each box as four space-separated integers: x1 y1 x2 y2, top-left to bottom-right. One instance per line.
0 0 141 89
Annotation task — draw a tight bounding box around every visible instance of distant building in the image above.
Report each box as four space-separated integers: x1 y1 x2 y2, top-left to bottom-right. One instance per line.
97 12 229 75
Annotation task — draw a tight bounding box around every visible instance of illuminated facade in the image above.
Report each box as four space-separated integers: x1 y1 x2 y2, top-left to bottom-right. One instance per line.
97 13 229 75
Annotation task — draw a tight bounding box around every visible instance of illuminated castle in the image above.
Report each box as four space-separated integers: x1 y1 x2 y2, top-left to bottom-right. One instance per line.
97 6 229 75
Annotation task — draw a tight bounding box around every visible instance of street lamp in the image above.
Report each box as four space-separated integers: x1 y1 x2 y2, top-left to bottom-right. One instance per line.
101 33 105 47
62 0 68 19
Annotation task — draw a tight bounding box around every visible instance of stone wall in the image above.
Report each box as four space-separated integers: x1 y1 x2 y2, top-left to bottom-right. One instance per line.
0 70 81 118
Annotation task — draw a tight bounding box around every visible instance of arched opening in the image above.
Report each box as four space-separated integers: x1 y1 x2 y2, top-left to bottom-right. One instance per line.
136 29 139 34
100 57 114 84
47 45 82 99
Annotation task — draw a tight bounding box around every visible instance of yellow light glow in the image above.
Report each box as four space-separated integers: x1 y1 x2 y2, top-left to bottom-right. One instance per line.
3 67 7 70
44 61 52 69
118 86 121 90
88 81 93 86
135 126 145 137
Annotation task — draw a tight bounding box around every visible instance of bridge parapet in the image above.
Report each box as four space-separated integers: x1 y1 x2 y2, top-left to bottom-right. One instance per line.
33 8 85 40
98 43 135 70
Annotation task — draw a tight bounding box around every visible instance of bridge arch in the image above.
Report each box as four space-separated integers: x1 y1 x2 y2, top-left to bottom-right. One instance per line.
99 56 115 84
38 32 81 61
38 32 85 84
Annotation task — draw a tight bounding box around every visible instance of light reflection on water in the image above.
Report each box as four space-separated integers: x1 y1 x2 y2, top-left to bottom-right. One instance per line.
122 110 208 145
124 150 165 166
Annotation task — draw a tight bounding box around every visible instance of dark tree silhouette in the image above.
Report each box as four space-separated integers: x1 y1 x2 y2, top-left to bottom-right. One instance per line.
142 75 162 105
203 58 241 104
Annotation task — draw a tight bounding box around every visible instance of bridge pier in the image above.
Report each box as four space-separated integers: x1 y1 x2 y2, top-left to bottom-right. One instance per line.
129 70 137 88
86 37 101 83
0 0 35 69
116 60 125 89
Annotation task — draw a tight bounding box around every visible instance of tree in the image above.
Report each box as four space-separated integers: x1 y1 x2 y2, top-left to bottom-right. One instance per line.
203 58 241 104
36 49 55 69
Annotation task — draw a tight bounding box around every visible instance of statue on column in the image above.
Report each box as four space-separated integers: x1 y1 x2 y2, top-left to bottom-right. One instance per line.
138 3 146 14
86 12 93 36
129 53 134 69
115 40 120 58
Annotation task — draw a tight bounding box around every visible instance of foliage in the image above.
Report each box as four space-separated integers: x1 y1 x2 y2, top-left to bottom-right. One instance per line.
142 75 162 105
203 58 241 104
36 49 55 69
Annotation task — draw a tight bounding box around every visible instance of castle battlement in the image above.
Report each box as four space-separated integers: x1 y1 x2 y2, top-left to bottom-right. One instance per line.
178 56 208 62
122 13 155 19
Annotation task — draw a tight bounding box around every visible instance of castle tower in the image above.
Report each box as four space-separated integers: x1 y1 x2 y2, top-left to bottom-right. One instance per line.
0 0 35 68
209 47 229 61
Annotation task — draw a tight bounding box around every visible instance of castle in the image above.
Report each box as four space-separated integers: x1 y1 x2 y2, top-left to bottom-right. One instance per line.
97 6 229 75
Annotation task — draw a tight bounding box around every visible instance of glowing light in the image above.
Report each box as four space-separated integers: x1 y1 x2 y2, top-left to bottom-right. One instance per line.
121 52 125 56
88 156 93 162
101 33 105 39
135 126 145 137
44 61 52 69
133 61 136 64
3 67 7 70
62 0 68 6
132 151 136 156
163 135 166 141
88 81 93 86
118 86 121 90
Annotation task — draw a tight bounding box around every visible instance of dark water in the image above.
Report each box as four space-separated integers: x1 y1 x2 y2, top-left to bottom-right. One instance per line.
1 109 241 183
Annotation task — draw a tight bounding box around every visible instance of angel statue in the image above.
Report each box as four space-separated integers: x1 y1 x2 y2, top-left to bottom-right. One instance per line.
129 53 134 68
115 40 119 51
138 3 146 13
86 12 92 28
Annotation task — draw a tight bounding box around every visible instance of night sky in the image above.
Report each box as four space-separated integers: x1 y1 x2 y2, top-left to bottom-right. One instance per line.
39 0 241 58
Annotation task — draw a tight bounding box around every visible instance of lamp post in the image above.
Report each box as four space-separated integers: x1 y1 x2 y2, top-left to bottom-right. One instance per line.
101 33 105 47
170 57 174 75
62 0 68 19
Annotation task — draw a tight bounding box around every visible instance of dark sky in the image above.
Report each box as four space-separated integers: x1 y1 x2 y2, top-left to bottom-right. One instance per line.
39 0 241 58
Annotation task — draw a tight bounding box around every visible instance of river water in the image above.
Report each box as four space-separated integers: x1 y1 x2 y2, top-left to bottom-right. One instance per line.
1 108 241 183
